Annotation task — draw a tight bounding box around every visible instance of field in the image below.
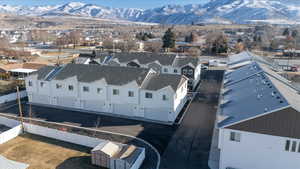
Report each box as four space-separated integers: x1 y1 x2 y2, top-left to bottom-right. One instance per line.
0 133 102 169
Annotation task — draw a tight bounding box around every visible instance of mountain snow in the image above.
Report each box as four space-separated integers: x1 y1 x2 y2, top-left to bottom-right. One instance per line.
0 0 299 24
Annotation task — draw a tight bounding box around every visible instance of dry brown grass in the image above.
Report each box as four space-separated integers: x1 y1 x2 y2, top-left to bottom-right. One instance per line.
0 133 102 169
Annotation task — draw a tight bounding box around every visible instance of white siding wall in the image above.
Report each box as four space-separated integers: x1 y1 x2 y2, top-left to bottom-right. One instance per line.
219 129 300 169
194 64 201 88
26 74 188 123
174 80 188 118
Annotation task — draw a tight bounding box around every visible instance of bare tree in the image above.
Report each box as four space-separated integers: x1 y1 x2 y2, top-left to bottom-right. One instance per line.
205 32 228 55
0 37 10 50
68 30 82 49
102 39 115 50
55 35 68 52
144 41 162 53
186 47 201 57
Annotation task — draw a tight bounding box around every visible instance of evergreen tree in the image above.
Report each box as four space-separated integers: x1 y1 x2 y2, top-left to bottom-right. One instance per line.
162 28 176 49
292 30 298 38
283 28 290 36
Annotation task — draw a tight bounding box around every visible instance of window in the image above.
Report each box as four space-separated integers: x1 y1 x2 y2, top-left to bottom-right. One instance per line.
128 91 134 97
56 84 62 89
292 141 297 152
145 92 152 99
164 68 168 72
28 81 32 87
97 88 102 94
183 69 187 74
83 86 89 92
162 95 168 101
68 85 74 91
230 132 241 142
188 69 193 75
113 89 119 95
298 143 300 153
174 69 178 73
285 140 290 151
40 82 44 87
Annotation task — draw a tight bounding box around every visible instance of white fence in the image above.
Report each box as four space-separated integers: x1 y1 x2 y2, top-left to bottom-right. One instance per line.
0 91 27 104
24 123 104 148
0 125 22 144
131 149 145 169
0 116 145 169
0 116 22 144
0 116 20 127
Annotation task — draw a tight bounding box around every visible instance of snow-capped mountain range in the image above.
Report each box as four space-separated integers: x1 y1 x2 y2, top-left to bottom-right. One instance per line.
0 0 300 24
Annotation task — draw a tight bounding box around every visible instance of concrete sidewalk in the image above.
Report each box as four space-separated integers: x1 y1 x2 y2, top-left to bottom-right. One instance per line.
208 123 220 169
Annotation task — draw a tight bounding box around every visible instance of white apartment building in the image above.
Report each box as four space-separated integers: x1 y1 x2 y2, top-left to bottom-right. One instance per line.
217 61 300 169
25 64 188 124
74 52 201 90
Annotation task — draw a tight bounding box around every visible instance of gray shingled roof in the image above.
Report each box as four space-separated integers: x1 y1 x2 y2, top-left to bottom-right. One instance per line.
97 52 177 66
36 66 56 80
141 73 187 91
34 64 186 91
172 57 199 68
53 64 149 86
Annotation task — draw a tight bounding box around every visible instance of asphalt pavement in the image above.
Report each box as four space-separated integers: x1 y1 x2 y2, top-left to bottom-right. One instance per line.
160 70 223 169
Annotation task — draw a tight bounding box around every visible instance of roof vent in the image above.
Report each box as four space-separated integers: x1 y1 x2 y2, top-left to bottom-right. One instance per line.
224 71 232 76
271 91 277 97
264 108 268 112
223 79 231 85
257 94 262 100
220 99 231 107
222 88 232 95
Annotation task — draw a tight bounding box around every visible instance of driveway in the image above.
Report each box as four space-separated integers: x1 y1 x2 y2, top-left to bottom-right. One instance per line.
160 70 223 169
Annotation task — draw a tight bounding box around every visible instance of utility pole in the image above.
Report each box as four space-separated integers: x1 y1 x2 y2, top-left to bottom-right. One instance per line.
29 103 32 124
16 86 24 132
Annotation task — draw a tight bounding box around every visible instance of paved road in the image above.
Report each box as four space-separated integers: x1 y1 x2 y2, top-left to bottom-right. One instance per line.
160 70 223 169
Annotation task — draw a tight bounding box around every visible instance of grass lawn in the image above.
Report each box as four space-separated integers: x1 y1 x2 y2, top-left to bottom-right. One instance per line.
0 133 102 169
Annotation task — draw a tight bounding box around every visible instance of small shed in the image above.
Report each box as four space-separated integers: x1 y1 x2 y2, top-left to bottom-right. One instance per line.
91 141 145 169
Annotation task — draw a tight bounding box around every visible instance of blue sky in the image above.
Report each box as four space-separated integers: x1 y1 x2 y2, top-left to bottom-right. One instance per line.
0 0 210 8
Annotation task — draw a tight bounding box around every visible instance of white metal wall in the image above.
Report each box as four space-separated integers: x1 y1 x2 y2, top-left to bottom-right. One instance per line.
219 129 300 169
113 104 135 117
